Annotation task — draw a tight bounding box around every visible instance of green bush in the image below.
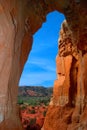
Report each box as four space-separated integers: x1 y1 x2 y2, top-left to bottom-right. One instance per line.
18 99 23 104
29 118 36 125
18 96 50 106
43 110 47 117
30 109 36 114
21 105 26 110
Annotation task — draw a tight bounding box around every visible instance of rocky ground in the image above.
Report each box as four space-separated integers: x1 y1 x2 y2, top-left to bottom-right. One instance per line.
18 86 52 130
19 104 48 130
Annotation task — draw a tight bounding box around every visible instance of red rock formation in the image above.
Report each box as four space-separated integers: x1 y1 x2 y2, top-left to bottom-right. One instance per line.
0 0 87 130
43 20 87 130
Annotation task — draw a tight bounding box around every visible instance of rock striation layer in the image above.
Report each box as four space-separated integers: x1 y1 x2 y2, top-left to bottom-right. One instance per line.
0 0 87 130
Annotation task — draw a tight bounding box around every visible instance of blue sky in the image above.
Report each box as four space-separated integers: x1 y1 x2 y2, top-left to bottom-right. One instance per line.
19 11 65 87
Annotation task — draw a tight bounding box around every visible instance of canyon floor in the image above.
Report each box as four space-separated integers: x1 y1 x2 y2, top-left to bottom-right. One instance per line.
18 86 53 130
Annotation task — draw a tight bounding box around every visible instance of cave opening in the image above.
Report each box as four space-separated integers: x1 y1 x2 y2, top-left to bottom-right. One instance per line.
19 11 65 87
18 11 65 129
0 1 87 130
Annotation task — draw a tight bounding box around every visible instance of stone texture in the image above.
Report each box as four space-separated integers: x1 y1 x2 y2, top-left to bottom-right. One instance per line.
0 1 65 129
0 0 87 130
43 19 87 130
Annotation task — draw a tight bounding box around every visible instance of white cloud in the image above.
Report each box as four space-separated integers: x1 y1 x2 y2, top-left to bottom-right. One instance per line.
27 57 56 72
19 71 56 86
19 56 57 86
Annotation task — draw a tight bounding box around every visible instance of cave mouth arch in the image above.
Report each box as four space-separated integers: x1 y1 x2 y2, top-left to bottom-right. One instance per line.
0 1 86 130
18 10 65 129
19 11 65 88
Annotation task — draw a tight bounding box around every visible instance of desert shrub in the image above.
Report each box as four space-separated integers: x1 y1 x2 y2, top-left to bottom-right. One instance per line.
23 120 29 125
29 118 36 125
18 99 23 104
43 110 47 117
21 105 26 110
18 96 50 106
30 109 36 114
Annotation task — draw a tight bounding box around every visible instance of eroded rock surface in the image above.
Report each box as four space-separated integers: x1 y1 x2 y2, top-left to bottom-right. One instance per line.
43 20 87 130
0 0 87 130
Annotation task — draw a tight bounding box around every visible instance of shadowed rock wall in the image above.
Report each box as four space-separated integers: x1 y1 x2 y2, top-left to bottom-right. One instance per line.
0 0 87 130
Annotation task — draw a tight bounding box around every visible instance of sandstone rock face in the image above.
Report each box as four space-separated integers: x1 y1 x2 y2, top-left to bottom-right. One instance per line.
0 1 64 130
0 0 87 130
43 20 87 130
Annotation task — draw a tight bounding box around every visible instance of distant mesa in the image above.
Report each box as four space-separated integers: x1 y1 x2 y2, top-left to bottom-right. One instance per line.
18 86 53 97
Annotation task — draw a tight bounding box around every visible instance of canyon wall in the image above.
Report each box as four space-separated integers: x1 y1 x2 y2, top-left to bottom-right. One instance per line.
0 0 87 130
43 1 87 130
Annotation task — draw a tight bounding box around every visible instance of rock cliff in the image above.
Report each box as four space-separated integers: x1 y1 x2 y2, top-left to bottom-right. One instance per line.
43 14 87 130
0 0 87 130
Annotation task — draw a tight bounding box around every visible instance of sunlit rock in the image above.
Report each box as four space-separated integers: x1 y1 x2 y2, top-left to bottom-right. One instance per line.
0 0 87 130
